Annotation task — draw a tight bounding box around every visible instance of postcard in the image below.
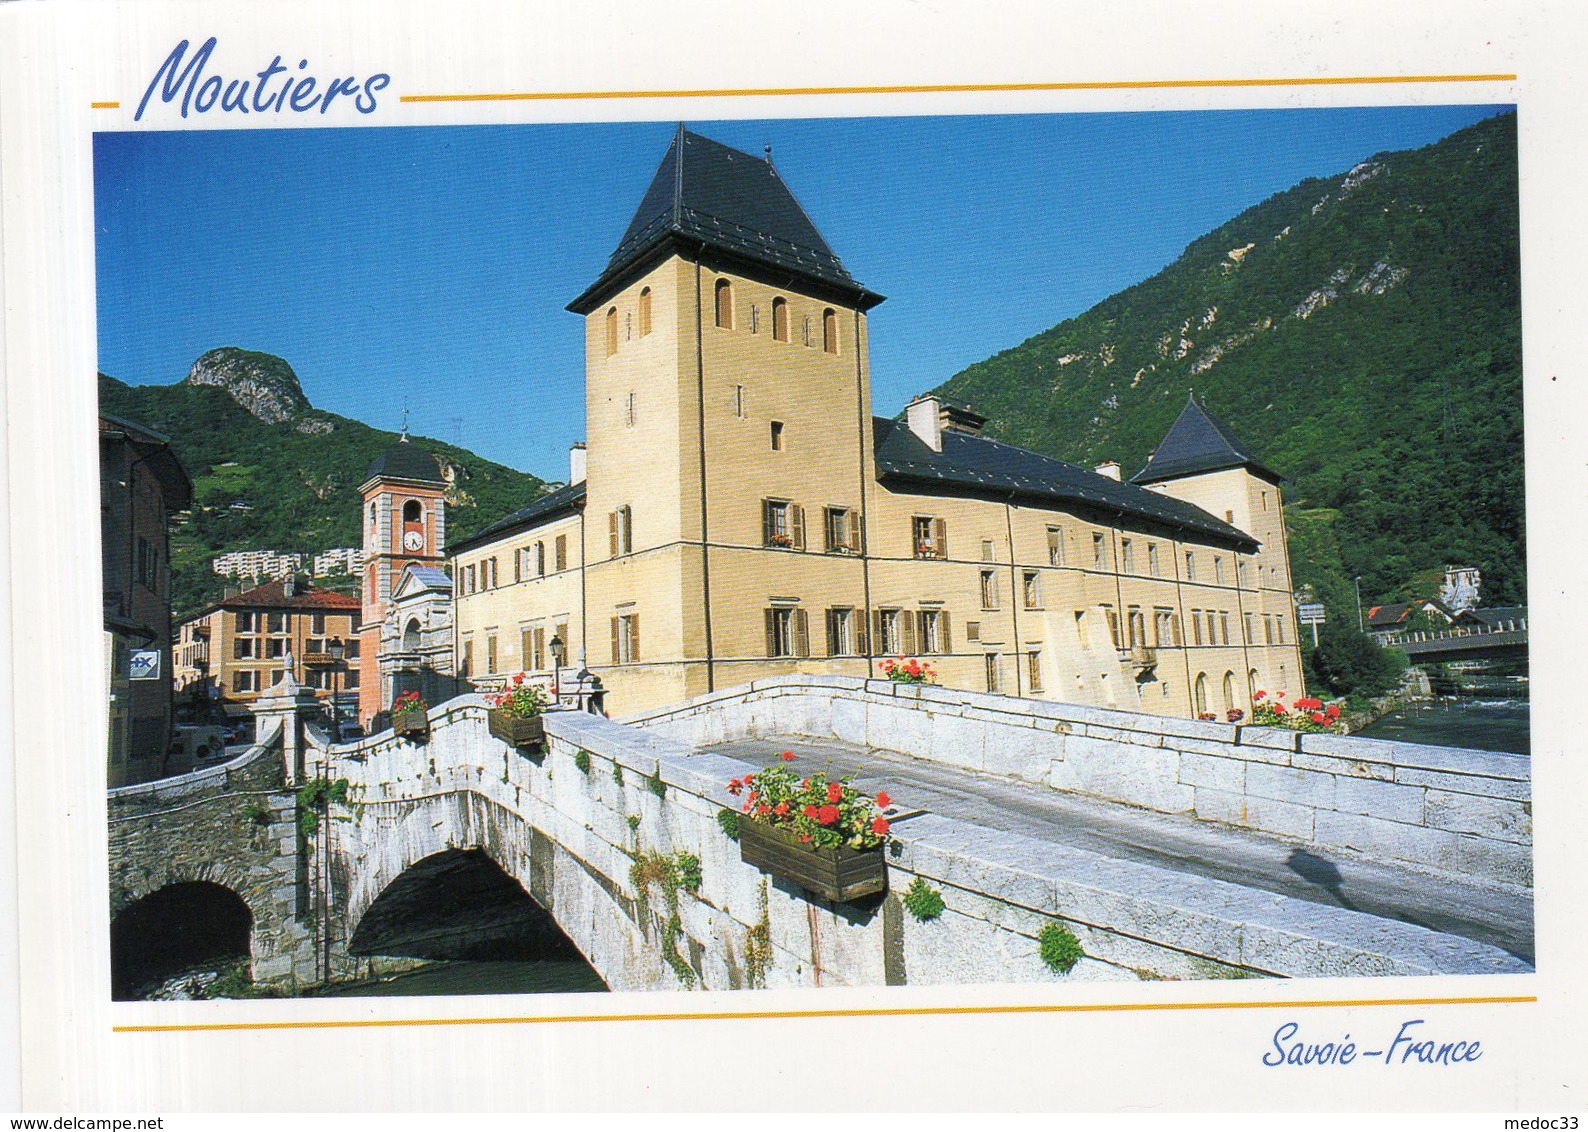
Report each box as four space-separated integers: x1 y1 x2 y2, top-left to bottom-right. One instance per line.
1 0 1584 1115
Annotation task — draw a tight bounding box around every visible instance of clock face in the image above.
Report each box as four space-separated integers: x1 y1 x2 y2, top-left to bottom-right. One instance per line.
403 530 425 552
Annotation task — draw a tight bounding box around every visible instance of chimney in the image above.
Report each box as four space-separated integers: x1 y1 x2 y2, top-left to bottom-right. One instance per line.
939 402 986 437
1095 461 1121 481
905 394 943 452
283 575 296 598
223 584 240 599
569 441 587 484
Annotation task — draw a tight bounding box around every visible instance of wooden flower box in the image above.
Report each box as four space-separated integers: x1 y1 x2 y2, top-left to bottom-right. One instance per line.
392 711 429 742
737 817 886 903
488 709 545 748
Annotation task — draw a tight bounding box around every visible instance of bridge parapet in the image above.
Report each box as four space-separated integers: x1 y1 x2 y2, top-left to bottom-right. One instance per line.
630 676 1532 890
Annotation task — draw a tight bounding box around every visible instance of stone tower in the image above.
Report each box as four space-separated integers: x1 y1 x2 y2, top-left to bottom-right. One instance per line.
357 435 447 723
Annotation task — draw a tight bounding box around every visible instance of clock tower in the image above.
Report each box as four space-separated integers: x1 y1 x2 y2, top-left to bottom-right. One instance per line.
357 434 447 723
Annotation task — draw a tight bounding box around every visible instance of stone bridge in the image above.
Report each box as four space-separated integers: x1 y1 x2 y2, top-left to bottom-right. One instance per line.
107 676 1532 997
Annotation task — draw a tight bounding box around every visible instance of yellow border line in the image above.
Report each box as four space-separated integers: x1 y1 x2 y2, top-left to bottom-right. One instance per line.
114 994 1534 1034
91 101 120 109
398 74 1516 104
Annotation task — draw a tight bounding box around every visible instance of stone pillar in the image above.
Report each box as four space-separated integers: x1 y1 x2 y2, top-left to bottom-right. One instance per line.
250 670 321 787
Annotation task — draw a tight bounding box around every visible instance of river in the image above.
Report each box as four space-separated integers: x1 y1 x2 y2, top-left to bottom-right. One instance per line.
1355 662 1529 754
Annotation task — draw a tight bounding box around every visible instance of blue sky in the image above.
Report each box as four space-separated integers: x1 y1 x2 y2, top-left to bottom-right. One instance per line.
94 104 1508 480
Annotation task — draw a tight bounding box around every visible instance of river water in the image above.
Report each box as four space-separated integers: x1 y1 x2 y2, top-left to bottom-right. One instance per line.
1355 662 1529 755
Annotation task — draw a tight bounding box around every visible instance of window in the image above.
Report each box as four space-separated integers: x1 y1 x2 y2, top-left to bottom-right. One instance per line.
980 569 999 610
750 304 760 334
344 637 360 659
266 638 286 659
605 307 618 355
487 557 499 588
233 638 257 660
762 499 805 549
823 308 838 354
1191 610 1203 646
984 653 1001 693
1185 551 1196 580
1262 490 1270 511
1104 606 1121 648
1027 650 1044 692
801 315 812 347
1194 673 1209 714
1225 509 1235 523
535 542 546 577
521 625 545 670
625 311 632 341
344 669 360 690
233 671 258 693
1023 570 1042 609
1244 613 1255 644
1238 558 1248 587
1047 526 1064 566
461 638 474 677
554 535 567 573
919 609 948 654
1128 607 1146 649
913 516 947 559
1276 615 1286 645
1263 615 1274 645
981 539 996 562
267 613 287 633
1121 539 1135 573
1215 556 1226 585
311 613 326 635
823 507 857 554
771 296 788 341
368 502 377 527
1220 611 1231 645
765 607 809 658
612 612 641 663
1093 533 1106 569
874 609 904 655
610 506 633 557
1223 671 1236 713
625 391 636 428
638 287 652 336
967 621 982 642
406 621 423 652
235 612 257 634
825 608 858 656
770 421 785 451
403 499 422 524
714 279 733 329
486 634 498 674
1154 608 1176 648
1205 610 1217 646
1148 543 1160 577
734 384 747 418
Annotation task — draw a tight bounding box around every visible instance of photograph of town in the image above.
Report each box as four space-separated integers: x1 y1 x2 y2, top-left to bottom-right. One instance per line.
98 105 1528 1002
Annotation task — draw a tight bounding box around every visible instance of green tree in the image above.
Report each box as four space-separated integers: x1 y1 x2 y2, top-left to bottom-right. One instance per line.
1309 623 1407 698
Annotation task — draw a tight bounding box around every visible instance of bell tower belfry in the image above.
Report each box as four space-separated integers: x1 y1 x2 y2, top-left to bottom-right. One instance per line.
357 434 447 723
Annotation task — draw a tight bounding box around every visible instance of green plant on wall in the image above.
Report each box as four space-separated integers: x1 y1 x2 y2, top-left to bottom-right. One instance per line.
241 799 273 827
296 777 350 838
629 850 701 987
647 763 666 799
626 813 641 832
612 764 624 786
1038 921 1085 974
716 808 740 841
902 877 945 922
573 749 591 774
744 880 772 990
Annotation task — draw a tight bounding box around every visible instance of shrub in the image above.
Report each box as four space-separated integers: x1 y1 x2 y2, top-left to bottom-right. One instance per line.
1310 623 1408 698
716 808 741 841
573 749 591 774
1038 922 1084 974
901 877 945 922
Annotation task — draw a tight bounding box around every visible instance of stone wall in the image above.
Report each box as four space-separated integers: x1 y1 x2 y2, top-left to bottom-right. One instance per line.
628 675 1532 889
325 697 1525 988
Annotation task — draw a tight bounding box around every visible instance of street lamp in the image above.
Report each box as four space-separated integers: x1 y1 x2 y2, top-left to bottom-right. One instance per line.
327 636 345 742
1354 576 1364 634
549 634 566 704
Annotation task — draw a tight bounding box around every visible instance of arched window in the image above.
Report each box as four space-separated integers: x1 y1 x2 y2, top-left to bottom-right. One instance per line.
639 287 652 336
403 619 422 651
402 500 422 523
823 308 838 354
801 315 812 347
605 307 618 355
367 502 377 526
1194 673 1208 715
714 279 733 329
1222 671 1235 713
1248 668 1260 702
772 296 789 342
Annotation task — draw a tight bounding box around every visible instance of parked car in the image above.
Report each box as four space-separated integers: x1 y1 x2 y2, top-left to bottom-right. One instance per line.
169 724 227 771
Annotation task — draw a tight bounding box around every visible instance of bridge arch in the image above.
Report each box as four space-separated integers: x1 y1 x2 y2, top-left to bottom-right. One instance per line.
110 880 254 999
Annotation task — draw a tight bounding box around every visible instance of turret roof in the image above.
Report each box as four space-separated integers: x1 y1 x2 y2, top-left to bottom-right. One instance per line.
364 435 444 485
1131 394 1281 485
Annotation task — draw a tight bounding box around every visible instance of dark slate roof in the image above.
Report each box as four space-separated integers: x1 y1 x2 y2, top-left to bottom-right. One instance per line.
1462 605 1527 625
448 480 587 556
873 418 1259 550
569 126 883 313
364 437 444 484
1132 395 1281 485
99 414 193 509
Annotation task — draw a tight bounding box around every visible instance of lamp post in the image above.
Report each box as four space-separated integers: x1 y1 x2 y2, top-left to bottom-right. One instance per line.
549 634 566 705
327 636 345 741
1354 577 1364 634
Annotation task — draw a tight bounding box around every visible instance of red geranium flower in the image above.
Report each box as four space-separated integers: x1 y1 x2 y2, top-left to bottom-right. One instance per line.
773 801 790 816
803 804 820 821
1253 690 1267 701
756 804 770 816
818 805 840 826
779 751 796 761
513 673 524 686
871 817 890 836
1310 712 1327 725
727 777 743 795
826 781 843 804
875 791 892 809
800 778 812 790
798 834 813 843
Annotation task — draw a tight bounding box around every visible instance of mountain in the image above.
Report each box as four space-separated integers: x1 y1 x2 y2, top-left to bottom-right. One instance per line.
100 353 550 619
932 112 1523 620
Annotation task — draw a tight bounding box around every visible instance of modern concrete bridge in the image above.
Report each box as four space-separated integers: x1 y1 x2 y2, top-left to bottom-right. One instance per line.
107 675 1532 997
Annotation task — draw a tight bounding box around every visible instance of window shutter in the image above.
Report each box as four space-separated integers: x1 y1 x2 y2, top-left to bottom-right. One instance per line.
933 517 948 558
610 617 621 664
855 616 869 656
765 609 778 657
940 612 952 653
630 616 640 661
852 510 864 553
791 505 806 550
873 610 886 655
902 610 918 655
793 609 810 658
609 511 619 557
762 500 773 546
825 610 837 657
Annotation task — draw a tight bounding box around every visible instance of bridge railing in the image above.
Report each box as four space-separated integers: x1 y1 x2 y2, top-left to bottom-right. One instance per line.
1389 619 1527 645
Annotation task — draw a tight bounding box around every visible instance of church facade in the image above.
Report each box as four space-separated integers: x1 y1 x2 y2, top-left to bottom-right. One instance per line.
449 127 1305 720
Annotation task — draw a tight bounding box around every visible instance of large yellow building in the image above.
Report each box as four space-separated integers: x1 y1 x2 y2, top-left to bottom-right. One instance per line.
450 126 1305 719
